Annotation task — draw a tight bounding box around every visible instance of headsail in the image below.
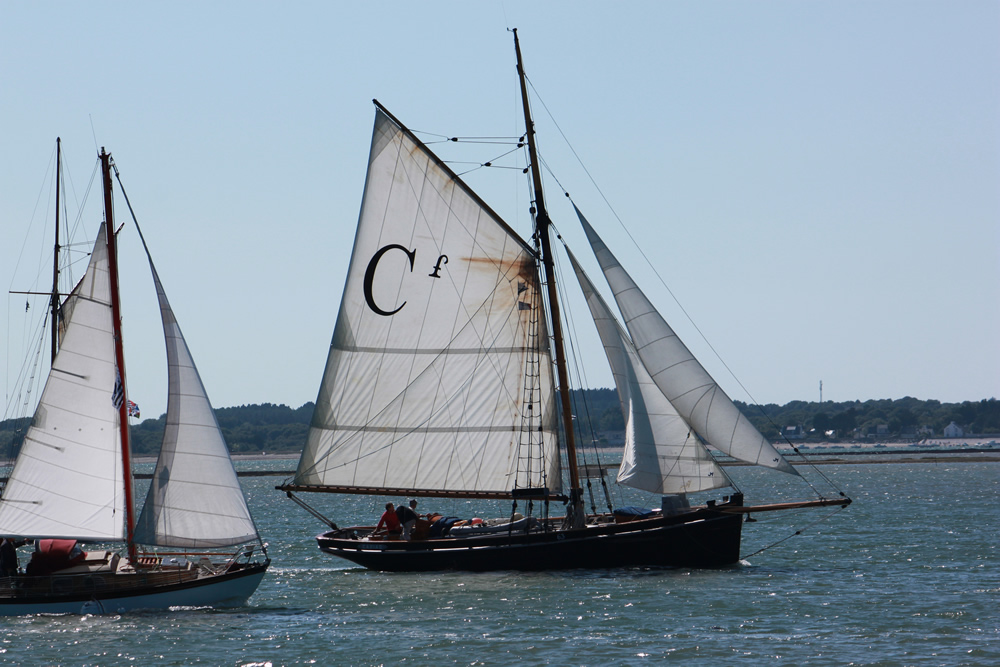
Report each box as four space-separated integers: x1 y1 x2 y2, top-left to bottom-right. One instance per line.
575 206 796 474
568 248 730 494
0 228 126 540
292 105 560 496
133 259 259 547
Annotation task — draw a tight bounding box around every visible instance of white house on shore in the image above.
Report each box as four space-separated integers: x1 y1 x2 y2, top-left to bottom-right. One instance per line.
943 421 964 438
783 425 804 439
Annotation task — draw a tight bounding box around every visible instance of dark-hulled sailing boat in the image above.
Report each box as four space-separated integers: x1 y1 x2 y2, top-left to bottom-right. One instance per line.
0 144 269 613
278 31 850 571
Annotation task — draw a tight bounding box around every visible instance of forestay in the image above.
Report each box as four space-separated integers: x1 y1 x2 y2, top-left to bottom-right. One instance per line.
0 229 126 541
575 207 796 474
133 258 258 548
568 248 730 494
293 108 560 495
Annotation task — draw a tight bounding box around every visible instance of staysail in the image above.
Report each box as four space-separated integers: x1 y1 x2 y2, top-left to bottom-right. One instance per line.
575 206 796 474
133 258 258 548
568 248 730 494
0 228 126 540
292 106 560 496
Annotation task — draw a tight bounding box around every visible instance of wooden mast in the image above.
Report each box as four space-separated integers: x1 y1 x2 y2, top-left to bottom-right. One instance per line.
50 138 61 363
513 29 584 527
100 149 138 564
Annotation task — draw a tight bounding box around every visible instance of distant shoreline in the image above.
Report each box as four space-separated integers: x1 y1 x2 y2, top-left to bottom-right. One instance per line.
725 453 1000 466
235 451 1000 477
3 448 995 482
235 448 1000 477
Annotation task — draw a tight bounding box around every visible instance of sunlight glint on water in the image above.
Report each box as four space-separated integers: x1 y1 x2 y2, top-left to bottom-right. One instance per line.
1 461 997 666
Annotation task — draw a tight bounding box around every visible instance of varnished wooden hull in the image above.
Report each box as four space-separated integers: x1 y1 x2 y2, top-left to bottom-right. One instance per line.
316 507 744 572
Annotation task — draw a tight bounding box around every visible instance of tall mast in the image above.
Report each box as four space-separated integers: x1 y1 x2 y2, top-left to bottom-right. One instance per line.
50 138 61 363
100 149 138 563
513 29 584 526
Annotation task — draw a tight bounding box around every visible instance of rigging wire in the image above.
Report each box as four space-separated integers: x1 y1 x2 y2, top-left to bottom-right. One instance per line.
9 142 60 300
2 307 48 418
547 230 621 513
740 504 851 560
415 130 521 144
2 299 49 464
518 133 598 511
526 75 762 412
65 158 101 281
421 134 526 177
5 144 97 430
524 75 848 499
773 437 849 498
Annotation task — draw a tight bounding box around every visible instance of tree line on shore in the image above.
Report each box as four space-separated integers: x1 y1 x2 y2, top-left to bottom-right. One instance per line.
2 393 998 459
574 391 1000 443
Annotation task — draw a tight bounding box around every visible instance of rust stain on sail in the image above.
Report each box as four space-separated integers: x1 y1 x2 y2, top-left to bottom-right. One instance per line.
460 253 539 312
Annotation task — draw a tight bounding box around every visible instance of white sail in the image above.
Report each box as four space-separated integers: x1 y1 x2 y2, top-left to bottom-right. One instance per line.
0 228 126 540
568 249 730 494
133 261 258 547
293 107 560 495
576 207 797 474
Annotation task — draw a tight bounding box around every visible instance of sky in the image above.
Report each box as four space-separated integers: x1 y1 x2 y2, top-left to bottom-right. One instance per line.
2 1 997 421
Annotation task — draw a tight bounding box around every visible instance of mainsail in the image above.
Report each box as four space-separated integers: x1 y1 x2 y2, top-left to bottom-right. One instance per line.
133 259 258 548
293 107 560 496
575 206 796 474
0 228 126 540
567 248 730 494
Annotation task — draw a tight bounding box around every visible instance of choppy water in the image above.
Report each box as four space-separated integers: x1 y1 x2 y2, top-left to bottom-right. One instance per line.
1 461 997 666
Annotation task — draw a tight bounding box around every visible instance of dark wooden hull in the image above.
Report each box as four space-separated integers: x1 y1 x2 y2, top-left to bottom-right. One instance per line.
0 560 270 615
316 506 744 572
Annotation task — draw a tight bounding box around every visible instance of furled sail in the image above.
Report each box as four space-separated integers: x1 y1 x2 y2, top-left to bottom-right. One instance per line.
575 207 797 474
568 249 730 494
292 106 560 495
0 228 126 540
133 259 259 547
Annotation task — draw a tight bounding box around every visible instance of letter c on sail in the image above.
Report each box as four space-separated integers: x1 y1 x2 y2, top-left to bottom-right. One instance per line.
363 244 416 316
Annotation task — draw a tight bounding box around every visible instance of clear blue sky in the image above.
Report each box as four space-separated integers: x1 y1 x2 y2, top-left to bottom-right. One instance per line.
3 2 997 420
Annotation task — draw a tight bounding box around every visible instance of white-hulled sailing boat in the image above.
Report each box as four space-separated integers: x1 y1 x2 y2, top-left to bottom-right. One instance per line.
0 145 269 614
278 31 850 571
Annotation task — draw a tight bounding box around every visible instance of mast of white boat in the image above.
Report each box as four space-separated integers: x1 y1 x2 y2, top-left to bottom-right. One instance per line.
50 138 62 363
513 29 585 527
99 149 138 564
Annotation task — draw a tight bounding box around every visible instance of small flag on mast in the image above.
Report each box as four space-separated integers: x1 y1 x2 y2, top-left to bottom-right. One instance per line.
111 369 124 409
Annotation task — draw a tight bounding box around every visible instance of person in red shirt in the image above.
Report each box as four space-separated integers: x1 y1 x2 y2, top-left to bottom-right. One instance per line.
373 502 402 537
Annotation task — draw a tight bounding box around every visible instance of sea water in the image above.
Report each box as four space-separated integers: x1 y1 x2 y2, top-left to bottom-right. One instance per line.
0 460 996 666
